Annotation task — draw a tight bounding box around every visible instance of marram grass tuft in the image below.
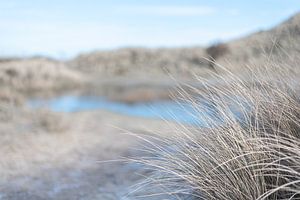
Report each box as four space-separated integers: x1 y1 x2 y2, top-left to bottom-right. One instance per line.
130 62 300 200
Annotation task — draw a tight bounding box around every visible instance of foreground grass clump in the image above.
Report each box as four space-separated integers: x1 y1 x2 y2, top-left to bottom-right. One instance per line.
133 65 300 199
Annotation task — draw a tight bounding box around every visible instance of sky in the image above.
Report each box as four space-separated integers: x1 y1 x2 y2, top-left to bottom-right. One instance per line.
0 0 299 59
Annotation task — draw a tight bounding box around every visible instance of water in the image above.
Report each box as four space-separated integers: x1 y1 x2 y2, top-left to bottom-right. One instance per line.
29 95 210 125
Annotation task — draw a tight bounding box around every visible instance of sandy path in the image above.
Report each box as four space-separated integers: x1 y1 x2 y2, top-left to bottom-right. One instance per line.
0 109 176 199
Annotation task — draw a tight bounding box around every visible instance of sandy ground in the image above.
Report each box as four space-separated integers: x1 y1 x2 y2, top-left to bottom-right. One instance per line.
0 106 178 200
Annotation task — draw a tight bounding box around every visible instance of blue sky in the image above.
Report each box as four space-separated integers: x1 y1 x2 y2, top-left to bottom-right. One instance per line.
0 0 299 58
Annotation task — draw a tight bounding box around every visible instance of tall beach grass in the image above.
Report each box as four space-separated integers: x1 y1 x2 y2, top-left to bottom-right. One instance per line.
130 58 300 199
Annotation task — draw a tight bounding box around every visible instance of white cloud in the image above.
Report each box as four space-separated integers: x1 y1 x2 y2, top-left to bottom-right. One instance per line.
116 5 217 17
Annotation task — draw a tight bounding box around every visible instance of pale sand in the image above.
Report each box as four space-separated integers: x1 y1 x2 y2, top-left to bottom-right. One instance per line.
0 107 177 199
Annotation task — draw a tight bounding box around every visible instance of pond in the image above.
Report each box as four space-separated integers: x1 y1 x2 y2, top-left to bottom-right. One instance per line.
29 95 216 125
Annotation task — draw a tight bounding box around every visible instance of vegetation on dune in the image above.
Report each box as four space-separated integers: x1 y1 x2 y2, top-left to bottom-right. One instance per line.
131 61 300 199
206 42 229 70
0 57 84 94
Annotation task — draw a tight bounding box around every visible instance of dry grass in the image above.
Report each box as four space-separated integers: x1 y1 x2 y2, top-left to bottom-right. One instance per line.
0 57 85 94
68 47 212 79
130 60 300 199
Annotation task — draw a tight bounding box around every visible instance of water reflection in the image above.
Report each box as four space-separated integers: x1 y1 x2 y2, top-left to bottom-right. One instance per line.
29 96 205 125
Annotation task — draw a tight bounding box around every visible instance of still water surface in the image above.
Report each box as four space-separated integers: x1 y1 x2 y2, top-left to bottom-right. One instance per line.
29 95 212 125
